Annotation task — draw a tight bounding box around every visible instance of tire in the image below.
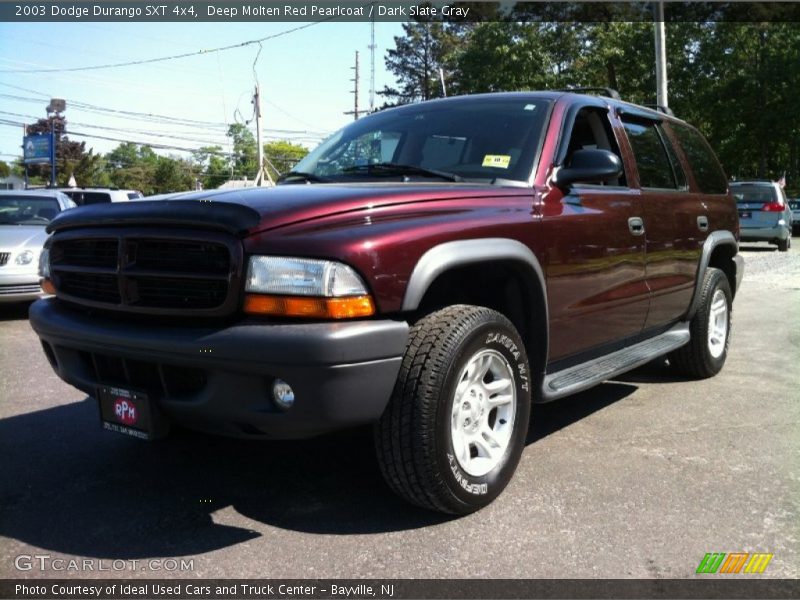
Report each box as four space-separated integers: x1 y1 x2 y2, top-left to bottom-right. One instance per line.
669 267 732 379
374 305 531 514
777 237 790 252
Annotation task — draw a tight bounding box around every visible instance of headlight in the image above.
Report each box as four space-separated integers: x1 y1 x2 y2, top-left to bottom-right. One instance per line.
39 248 50 278
244 256 374 319
246 256 368 297
15 250 35 266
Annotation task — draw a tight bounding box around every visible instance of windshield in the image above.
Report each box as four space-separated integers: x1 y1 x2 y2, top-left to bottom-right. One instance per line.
731 185 779 204
290 97 551 185
0 197 59 225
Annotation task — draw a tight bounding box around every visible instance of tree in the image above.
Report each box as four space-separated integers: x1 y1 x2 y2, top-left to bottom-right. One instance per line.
264 140 308 180
192 145 230 189
381 20 467 103
452 23 562 94
105 143 159 193
153 155 194 193
227 123 258 178
0 160 9 178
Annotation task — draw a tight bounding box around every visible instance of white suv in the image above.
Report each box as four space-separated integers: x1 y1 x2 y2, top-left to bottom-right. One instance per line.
54 187 143 206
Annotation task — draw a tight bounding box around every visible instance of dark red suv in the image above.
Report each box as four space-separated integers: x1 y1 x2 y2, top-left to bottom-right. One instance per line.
31 90 743 514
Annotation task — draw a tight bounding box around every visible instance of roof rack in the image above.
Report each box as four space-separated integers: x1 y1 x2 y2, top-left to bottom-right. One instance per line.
559 87 621 101
643 104 675 117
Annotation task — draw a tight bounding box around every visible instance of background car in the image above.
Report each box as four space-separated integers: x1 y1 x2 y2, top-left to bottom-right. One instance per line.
53 187 142 205
730 180 792 251
789 197 800 235
0 189 75 302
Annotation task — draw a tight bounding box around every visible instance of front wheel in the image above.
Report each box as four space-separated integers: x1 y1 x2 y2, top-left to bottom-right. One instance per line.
374 305 531 514
669 267 732 379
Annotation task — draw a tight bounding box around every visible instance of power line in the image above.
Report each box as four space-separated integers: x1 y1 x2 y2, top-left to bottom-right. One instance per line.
0 110 325 141
0 19 339 74
0 83 330 136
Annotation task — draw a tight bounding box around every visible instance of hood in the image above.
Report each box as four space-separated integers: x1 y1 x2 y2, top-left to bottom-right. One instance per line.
205 183 525 231
48 183 529 236
0 225 49 250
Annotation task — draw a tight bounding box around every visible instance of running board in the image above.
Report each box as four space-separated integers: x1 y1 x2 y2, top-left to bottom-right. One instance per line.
539 322 691 402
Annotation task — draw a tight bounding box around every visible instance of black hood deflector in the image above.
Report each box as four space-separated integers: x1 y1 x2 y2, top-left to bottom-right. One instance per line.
47 200 261 237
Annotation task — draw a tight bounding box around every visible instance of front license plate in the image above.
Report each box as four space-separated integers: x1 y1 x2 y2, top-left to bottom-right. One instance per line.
739 211 752 219
98 386 154 440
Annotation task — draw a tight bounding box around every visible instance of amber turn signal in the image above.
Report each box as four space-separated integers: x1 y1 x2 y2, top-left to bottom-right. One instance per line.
41 279 56 295
243 294 375 319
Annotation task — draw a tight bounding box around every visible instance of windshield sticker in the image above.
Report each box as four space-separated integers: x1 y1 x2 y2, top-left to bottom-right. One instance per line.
482 155 511 169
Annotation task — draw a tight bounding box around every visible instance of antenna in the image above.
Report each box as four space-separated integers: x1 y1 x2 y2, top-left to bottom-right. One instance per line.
344 51 360 120
369 8 376 112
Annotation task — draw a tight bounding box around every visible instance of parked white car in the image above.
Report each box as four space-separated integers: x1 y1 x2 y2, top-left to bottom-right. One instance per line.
0 189 75 302
53 187 143 205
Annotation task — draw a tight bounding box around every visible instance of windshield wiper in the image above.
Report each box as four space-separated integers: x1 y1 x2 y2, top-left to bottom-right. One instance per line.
342 162 462 182
276 171 330 184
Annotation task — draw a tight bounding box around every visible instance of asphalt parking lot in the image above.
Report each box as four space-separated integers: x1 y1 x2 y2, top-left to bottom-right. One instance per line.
1 242 797 580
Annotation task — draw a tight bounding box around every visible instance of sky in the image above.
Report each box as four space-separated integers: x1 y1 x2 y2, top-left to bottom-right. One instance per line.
0 20 405 165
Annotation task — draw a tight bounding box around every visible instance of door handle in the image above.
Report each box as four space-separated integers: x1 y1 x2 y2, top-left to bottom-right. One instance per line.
628 216 645 236
697 216 709 232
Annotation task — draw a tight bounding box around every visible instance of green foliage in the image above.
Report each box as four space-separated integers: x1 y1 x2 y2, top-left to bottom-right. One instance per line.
227 123 258 177
192 145 230 190
264 140 309 180
381 21 468 103
0 160 9 178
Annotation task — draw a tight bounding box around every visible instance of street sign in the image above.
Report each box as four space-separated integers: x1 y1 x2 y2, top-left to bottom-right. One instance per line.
23 133 52 165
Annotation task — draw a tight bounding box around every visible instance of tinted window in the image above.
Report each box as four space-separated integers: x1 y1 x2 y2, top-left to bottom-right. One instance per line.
126 192 143 200
0 197 59 225
731 185 779 204
64 191 112 206
660 127 687 188
622 119 676 189
672 124 728 194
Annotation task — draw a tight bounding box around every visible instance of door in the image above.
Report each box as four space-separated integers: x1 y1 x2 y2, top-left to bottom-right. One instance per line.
545 106 649 363
618 114 705 329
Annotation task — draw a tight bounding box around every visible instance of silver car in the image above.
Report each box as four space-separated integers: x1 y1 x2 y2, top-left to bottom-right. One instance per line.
0 189 75 302
789 197 800 235
731 181 793 251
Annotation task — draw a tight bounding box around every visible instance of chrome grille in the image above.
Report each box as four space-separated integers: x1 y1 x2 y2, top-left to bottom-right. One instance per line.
0 252 9 267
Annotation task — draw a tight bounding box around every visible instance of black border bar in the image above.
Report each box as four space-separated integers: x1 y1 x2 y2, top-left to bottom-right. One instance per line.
3 579 800 600
3 2 800 23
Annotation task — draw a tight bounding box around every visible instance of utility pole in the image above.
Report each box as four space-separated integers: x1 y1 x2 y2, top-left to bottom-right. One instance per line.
252 84 273 186
344 51 360 120
654 1 668 107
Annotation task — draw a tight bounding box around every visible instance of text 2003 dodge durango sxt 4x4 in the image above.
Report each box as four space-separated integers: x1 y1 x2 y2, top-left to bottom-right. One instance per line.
31 91 743 514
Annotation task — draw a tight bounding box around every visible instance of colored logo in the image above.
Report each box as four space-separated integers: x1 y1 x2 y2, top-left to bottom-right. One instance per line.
696 553 773 574
113 398 138 426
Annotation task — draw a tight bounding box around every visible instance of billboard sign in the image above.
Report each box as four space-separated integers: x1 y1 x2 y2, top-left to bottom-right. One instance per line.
23 133 53 165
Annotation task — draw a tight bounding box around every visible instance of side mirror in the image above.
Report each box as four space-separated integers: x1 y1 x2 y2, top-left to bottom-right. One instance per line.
552 149 623 188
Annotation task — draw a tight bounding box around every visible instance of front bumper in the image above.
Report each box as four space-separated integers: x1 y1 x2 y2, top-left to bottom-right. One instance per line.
0 272 43 303
29 299 408 439
739 224 790 243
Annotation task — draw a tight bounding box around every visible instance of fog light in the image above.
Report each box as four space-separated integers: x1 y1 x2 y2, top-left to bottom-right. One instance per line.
272 379 295 410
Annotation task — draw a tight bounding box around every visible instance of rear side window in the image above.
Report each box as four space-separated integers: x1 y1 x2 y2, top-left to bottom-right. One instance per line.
621 119 678 189
731 185 779 204
66 191 112 206
672 124 728 194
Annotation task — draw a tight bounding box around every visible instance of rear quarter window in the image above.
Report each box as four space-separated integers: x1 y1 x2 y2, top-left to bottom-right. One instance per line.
671 124 728 194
